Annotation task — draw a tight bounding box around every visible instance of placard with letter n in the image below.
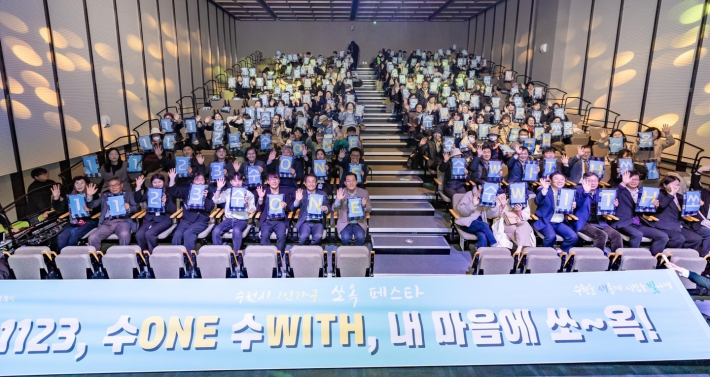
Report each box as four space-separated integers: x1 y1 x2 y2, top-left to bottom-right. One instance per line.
683 191 701 217
307 193 324 220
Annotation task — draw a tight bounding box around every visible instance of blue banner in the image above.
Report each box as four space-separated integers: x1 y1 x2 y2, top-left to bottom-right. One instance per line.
67 194 88 218
323 136 333 154
185 118 197 133
313 160 327 178
523 161 538 181
443 137 454 153
350 164 363 183
260 135 272 151
228 133 241 150
683 191 702 217
508 128 519 143
347 198 364 221
160 118 173 132
138 135 153 151
307 193 324 220
588 158 605 178
268 194 284 219
556 189 575 214
488 161 502 180
638 132 654 149
453 121 463 135
563 122 574 137
598 189 617 215
478 123 489 139
163 134 175 150
541 134 551 148
509 182 527 206
229 188 247 212
480 182 499 207
609 137 624 154
523 138 536 153
645 160 659 180
618 159 634 174
187 184 206 210
292 142 305 157
348 136 359 150
1 271 709 376
543 159 557 177
551 122 562 136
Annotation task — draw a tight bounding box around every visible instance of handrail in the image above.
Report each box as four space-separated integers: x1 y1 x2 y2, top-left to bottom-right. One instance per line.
515 74 532 85
546 87 568 105
583 107 620 129
563 97 591 116
131 118 161 142
616 119 646 133
156 106 178 119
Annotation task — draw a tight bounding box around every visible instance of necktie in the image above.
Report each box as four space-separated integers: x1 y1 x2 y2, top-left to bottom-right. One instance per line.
583 159 589 174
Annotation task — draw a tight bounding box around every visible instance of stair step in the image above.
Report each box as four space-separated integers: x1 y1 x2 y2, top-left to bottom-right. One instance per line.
365 156 408 165
365 147 412 156
364 140 408 148
364 122 400 127
361 127 399 133
371 235 450 254
367 175 424 187
371 200 433 215
361 134 407 140
369 215 448 234
370 164 424 175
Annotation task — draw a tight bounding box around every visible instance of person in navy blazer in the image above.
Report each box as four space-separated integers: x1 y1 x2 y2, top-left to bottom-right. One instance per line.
533 171 578 252
571 172 623 254
649 175 702 251
293 174 330 245
562 145 592 184
611 171 669 255
507 145 531 183
168 169 216 252
689 164 710 256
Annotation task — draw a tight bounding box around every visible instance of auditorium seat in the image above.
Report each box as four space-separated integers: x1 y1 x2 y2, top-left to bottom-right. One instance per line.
6 246 54 280
196 245 237 279
615 248 658 271
433 171 451 208
565 247 610 272
56 246 95 279
664 248 708 289
334 246 373 277
517 247 562 274
102 245 142 279
450 193 478 250
240 245 282 278
150 245 188 279
286 246 327 278
471 247 514 275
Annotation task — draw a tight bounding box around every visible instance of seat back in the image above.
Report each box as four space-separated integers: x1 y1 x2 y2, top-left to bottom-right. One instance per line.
569 247 609 272
476 247 513 275
8 255 47 280
290 246 324 278
151 246 187 279
452 193 465 214
617 248 657 271
336 246 370 277
103 245 141 279
243 245 279 278
524 247 560 274
56 246 95 279
196 245 232 279
665 248 707 289
14 246 51 255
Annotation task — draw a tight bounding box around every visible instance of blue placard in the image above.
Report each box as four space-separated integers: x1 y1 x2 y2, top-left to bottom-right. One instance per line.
160 118 173 132
609 137 624 154
292 142 305 157
514 107 525 120
588 158 605 178
323 136 333 154
347 197 364 221
67 194 88 219
543 158 557 177
229 187 247 212
480 182 500 207
523 161 538 181
307 193 324 220
83 156 99 177
598 189 617 215
1 270 710 375
229 133 241 150
451 158 466 180
439 108 449 121
563 122 574 136
146 188 164 213
443 137 454 153
478 123 489 139
509 182 527 206
175 157 191 177
187 184 206 209
534 127 545 140
260 135 272 151
297 117 307 129
541 133 552 148
127 154 142 173
453 121 463 135
268 194 284 219
555 188 575 214
551 122 562 136
247 166 261 187
645 160 659 180
423 115 433 129
313 160 327 178
279 156 293 177
244 119 254 134
683 191 702 217
210 162 225 182
212 128 224 147
488 161 502 180
261 112 272 127
618 158 634 174
185 118 197 133
637 187 660 213
523 138 536 153
532 110 541 124
348 136 359 150
639 132 654 149
508 128 520 143
138 135 153 151
350 164 363 183
163 133 175 150
107 194 127 217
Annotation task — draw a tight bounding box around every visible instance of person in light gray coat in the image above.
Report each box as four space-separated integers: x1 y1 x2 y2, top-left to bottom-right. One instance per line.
454 185 502 248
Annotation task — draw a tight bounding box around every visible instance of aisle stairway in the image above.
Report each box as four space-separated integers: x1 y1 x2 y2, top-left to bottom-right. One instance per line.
354 68 453 260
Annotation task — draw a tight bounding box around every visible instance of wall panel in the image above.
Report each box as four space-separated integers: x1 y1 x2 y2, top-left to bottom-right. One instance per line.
475 13 485 57
139 0 166 117
176 0 193 98
188 0 203 87
0 0 64 169
116 0 150 134
581 0 620 118
556 0 592 98
483 8 494 59
686 10 710 160
0 55 18 175
492 1 506 65
199 0 212 83
208 2 219 78
515 0 533 78
159 0 180 106
501 0 518 71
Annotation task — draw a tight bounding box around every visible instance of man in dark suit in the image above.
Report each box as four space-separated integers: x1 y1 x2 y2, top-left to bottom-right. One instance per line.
611 171 669 255
168 169 215 252
293 175 330 245
469 144 501 182
87 177 140 250
571 172 623 253
256 174 295 252
690 164 710 256
266 145 304 189
562 145 592 184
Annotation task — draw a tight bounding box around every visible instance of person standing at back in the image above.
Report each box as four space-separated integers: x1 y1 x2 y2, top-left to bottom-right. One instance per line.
347 41 359 70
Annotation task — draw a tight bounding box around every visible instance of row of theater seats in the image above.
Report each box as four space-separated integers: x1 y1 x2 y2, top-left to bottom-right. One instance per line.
4 245 374 280
472 247 707 289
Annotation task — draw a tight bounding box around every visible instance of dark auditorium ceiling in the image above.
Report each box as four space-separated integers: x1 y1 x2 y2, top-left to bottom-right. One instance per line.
214 0 500 21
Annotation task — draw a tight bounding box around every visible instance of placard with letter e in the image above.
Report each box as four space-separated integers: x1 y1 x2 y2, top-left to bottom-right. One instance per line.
210 162 225 182
127 154 142 173
350 164 363 183
598 189 617 215
175 156 191 177
307 193 324 220
555 189 575 214
480 182 500 207
279 156 293 177
107 194 127 217
683 191 701 217
508 182 528 207
229 188 247 212
347 198 364 221
348 136 359 150
68 194 89 218
146 188 164 213
187 184 206 210
636 187 659 213
83 156 100 177
268 194 284 219
451 158 466 179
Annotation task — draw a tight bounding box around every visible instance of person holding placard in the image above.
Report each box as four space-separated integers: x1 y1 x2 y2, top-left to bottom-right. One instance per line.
689 164 710 256
455 182 503 248
212 173 256 252
158 144 206 187
649 175 703 252
337 147 368 188
333 173 371 246
256 174 295 252
439 148 469 198
612 171 669 254
87 177 140 251
168 169 215 252
266 145 304 188
467 144 497 182
562 145 593 184
597 129 631 155
134 174 177 252
491 187 535 254
97 148 132 192
571 173 623 254
293 174 330 245
236 147 266 192
631 124 674 163
51 177 99 251
609 149 643 187
533 172 578 252
418 129 444 171
507 145 532 184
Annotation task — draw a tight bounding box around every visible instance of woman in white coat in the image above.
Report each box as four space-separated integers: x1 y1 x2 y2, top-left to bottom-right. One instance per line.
491 195 536 255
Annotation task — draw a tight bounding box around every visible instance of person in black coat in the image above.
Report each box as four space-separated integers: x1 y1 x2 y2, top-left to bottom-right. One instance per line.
134 174 178 252
255 174 296 252
650 175 702 252
347 41 359 70
167 169 215 252
266 145 304 189
689 164 710 256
